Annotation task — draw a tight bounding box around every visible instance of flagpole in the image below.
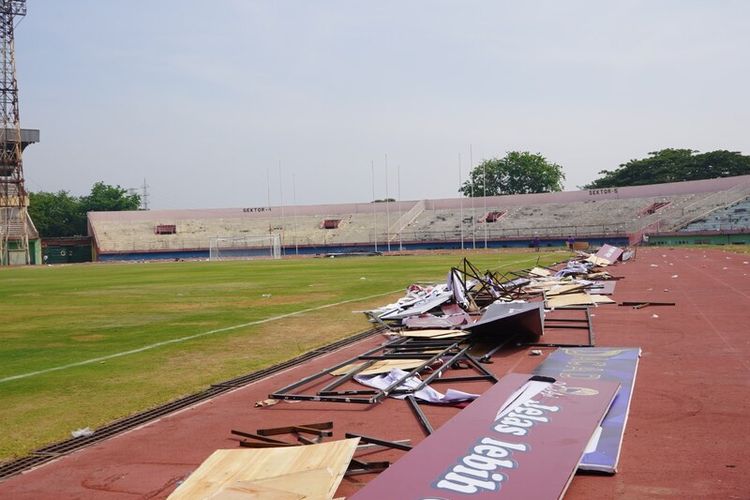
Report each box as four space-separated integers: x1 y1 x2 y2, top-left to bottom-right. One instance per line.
278 160 285 256
470 144 476 250
371 161 378 252
385 154 391 252
459 153 464 250
292 172 299 255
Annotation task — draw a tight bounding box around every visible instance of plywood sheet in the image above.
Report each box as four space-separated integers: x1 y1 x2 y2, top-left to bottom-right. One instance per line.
168 438 359 500
590 295 616 304
529 267 551 277
585 255 611 266
524 280 571 293
546 284 585 296
329 359 426 376
590 280 617 295
546 293 614 308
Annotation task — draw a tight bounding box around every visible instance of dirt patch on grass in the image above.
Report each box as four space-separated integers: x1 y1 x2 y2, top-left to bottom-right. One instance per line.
155 292 403 384
70 335 107 342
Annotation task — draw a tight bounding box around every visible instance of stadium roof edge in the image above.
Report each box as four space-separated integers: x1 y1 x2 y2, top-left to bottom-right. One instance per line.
87 174 750 222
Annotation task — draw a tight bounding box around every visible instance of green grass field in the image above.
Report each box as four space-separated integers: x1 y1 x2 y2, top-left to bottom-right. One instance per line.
0 250 565 461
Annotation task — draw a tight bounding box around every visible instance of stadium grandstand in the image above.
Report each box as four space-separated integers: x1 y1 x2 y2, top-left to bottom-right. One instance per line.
86 175 750 261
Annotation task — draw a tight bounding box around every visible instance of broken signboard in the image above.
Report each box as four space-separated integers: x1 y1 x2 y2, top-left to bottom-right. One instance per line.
352 373 620 499
533 347 641 473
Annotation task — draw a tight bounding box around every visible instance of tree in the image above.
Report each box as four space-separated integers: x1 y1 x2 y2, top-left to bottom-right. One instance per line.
459 151 565 197
29 182 142 238
28 191 87 237
584 149 750 188
80 182 141 213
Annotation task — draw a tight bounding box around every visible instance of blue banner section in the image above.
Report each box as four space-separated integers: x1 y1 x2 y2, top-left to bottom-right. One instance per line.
533 347 641 473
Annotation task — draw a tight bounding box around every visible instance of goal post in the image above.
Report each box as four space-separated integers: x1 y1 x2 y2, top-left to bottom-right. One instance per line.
208 235 281 261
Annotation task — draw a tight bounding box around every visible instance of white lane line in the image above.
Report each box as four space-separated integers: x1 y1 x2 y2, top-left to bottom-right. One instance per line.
0 289 403 384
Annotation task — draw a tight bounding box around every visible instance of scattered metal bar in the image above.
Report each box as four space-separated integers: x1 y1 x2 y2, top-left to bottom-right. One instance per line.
346 458 390 476
406 395 433 436
619 301 676 309
256 422 333 437
230 430 293 445
478 333 521 363
344 433 413 451
356 439 411 451
294 434 320 445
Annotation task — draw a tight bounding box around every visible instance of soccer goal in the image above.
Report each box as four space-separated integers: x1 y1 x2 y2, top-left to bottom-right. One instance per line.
208 235 281 261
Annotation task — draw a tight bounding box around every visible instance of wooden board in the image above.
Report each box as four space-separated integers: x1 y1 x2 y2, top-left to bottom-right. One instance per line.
524 280 572 293
329 359 426 376
590 280 617 295
585 255 611 266
546 293 614 308
397 328 468 339
168 438 359 500
529 267 551 277
545 284 585 296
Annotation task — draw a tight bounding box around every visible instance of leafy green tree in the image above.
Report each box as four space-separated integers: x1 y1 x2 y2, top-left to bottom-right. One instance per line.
584 149 750 188
80 182 140 213
459 151 565 197
29 182 142 237
28 191 87 237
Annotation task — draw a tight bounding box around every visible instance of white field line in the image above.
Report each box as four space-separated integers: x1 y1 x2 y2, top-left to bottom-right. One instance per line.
1 254 546 384
0 289 404 384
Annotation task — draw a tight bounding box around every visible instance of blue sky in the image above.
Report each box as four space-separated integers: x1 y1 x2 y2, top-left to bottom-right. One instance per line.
15 1 750 209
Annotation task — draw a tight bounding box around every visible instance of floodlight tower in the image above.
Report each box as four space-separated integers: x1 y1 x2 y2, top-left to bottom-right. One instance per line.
0 0 33 265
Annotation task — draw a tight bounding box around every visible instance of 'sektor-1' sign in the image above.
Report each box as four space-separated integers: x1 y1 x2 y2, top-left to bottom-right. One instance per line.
352 373 620 500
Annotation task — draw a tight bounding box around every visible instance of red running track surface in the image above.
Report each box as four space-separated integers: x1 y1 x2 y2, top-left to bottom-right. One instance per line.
0 247 747 499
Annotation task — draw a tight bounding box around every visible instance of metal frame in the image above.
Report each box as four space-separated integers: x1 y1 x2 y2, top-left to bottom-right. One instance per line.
522 306 595 348
0 0 30 265
270 335 495 405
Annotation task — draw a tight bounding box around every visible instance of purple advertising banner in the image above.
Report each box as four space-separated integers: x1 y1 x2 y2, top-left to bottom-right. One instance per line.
352 373 620 500
595 244 624 263
533 347 641 473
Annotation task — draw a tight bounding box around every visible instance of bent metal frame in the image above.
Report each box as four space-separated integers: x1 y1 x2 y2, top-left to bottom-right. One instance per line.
269 334 497 405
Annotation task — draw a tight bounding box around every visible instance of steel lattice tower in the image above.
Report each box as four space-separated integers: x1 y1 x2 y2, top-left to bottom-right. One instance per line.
0 0 28 265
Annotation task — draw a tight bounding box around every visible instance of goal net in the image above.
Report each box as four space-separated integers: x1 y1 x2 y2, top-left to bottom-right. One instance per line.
209 235 281 261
